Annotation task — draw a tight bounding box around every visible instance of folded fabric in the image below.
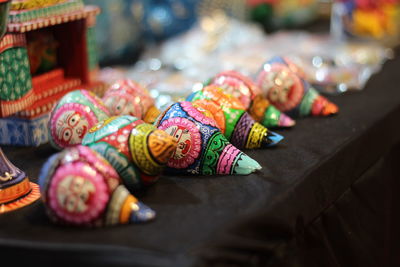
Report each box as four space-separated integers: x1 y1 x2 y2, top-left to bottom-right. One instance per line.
155 101 262 175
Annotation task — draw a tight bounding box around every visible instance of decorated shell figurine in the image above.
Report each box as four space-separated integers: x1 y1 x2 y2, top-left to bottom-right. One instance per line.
49 90 110 150
208 70 296 128
102 79 161 124
82 115 177 192
0 147 40 214
38 145 155 227
155 101 262 175
187 85 283 149
255 57 339 118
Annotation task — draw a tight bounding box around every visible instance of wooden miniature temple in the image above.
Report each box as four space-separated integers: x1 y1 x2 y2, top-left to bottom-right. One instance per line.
0 0 104 146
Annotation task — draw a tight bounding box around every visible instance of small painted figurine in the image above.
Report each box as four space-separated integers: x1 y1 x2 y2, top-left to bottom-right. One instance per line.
0 147 40 214
187 85 283 149
155 101 262 175
38 145 155 227
49 90 110 150
256 57 339 118
208 70 296 128
82 115 177 192
102 79 160 124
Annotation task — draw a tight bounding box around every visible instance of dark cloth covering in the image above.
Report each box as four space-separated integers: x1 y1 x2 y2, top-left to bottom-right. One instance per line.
1 48 400 267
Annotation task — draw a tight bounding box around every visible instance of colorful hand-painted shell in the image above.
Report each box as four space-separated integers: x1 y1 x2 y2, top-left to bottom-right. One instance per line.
38 145 155 227
82 115 177 191
180 101 218 128
192 100 226 133
209 70 260 109
256 63 304 112
102 79 160 123
188 86 284 149
207 70 296 128
256 59 339 117
49 90 110 149
197 85 246 110
155 101 262 175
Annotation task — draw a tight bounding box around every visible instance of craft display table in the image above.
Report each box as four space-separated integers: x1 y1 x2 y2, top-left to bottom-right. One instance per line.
0 46 399 267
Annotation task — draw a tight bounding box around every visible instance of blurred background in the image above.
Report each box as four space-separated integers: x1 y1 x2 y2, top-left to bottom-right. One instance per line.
85 0 326 66
82 0 399 110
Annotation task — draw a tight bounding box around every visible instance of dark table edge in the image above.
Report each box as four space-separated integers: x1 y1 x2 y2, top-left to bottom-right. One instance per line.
0 237 193 267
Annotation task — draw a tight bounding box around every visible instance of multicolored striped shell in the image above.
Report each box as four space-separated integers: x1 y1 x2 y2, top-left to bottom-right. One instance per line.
155 102 261 175
208 70 296 128
188 85 283 149
82 115 177 192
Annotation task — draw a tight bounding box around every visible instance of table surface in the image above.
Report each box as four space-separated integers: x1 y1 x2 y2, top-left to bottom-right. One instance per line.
1 46 400 267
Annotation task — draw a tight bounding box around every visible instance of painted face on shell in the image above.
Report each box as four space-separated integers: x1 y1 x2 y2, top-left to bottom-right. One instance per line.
56 175 95 213
165 125 192 160
56 111 89 146
257 63 304 112
264 71 294 104
104 96 137 117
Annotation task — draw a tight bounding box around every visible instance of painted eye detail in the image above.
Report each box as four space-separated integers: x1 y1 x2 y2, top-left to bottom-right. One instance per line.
68 113 80 127
114 99 126 113
165 126 177 136
175 129 183 139
269 89 279 101
62 128 73 142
